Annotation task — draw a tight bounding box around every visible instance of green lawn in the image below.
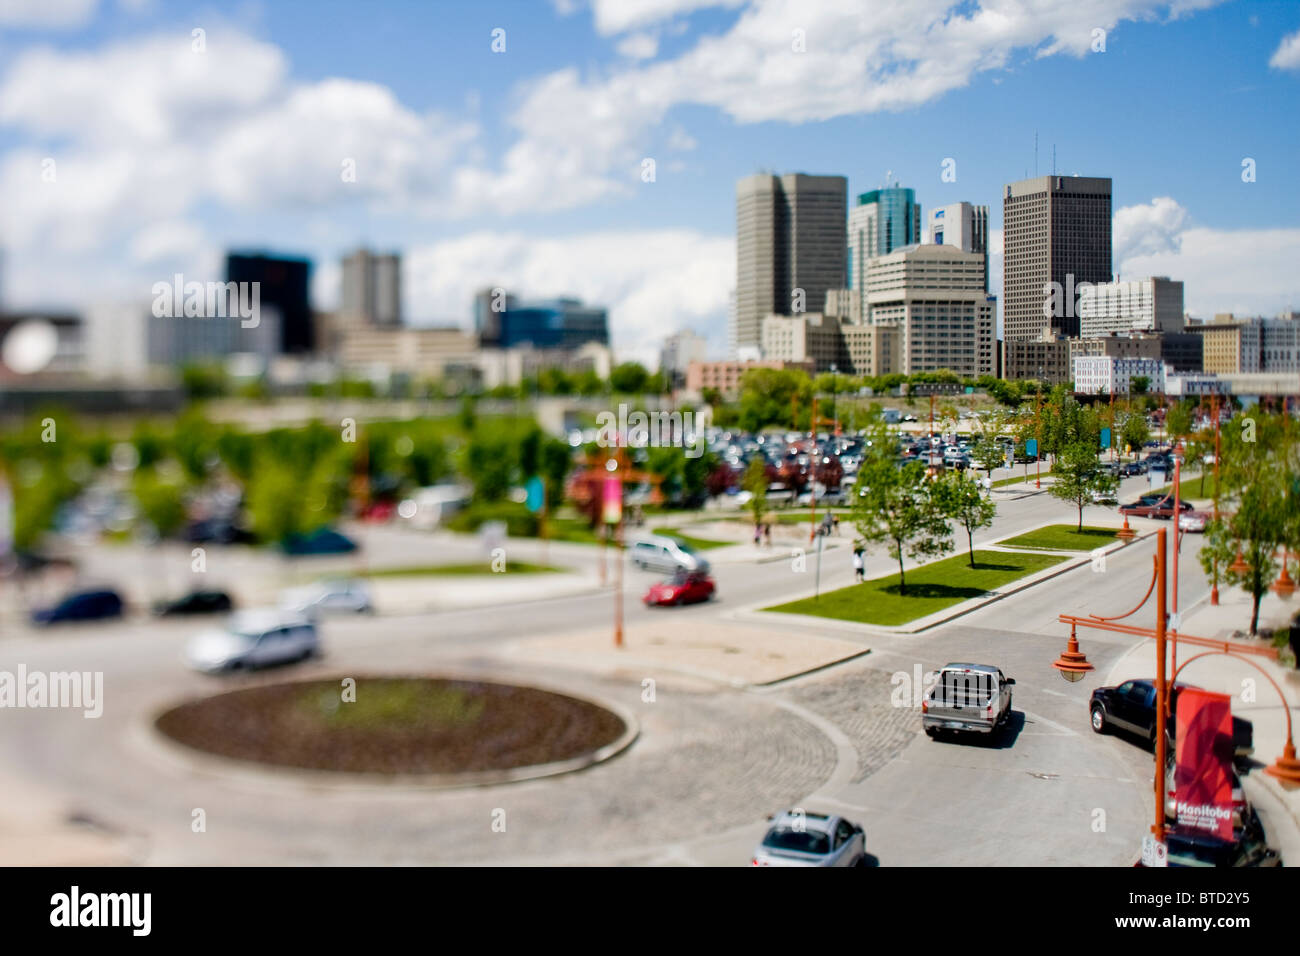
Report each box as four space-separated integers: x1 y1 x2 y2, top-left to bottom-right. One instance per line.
1150 474 1216 501
362 561 563 577
764 549 1067 626
998 525 1120 552
649 527 730 550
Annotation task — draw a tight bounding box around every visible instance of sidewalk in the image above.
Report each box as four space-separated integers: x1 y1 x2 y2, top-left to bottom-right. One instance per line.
1106 585 1300 864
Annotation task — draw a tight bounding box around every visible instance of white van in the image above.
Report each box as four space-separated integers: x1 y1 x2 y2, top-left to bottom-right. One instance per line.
629 535 708 574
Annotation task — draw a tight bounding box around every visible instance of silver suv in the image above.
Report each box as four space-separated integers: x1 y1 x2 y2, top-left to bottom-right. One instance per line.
629 535 708 574
186 610 319 674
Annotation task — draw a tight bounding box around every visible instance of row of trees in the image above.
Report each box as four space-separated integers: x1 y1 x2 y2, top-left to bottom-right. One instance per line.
847 420 997 593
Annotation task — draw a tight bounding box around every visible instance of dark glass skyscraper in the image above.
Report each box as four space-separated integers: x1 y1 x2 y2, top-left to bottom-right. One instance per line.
225 252 313 354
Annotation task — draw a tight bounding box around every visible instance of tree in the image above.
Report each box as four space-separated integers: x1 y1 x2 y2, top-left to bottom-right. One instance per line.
1048 441 1118 531
1120 410 1150 457
850 428 952 594
937 471 997 566
539 438 573 513
1197 407 1296 633
1165 400 1194 444
610 362 651 394
1130 375 1151 395
132 468 187 539
741 456 768 530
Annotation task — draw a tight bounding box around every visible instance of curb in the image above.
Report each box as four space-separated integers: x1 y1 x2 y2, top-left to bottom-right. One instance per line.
133 673 641 793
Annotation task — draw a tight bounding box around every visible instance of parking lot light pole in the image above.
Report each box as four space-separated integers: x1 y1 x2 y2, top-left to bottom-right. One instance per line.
1211 394 1222 605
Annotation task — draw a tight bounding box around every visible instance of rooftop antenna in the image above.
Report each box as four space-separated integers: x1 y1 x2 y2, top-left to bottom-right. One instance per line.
883 169 892 189
1052 144 1056 176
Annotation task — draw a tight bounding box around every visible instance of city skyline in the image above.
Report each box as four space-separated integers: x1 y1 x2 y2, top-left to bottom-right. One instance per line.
1 1 1299 367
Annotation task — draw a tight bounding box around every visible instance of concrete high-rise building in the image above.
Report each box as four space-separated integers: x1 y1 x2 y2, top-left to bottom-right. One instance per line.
734 173 847 354
472 288 608 350
1002 175 1112 342
848 186 921 316
1189 312 1300 374
927 202 989 291
1072 356 1167 395
1078 276 1183 337
341 248 402 328
863 244 995 378
660 330 708 388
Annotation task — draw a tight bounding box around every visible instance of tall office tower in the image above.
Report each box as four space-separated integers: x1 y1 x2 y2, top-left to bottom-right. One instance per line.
660 330 708 388
927 202 989 291
864 244 995 378
848 185 921 317
225 252 314 353
1002 175 1111 341
341 248 402 328
472 289 608 350
734 172 847 355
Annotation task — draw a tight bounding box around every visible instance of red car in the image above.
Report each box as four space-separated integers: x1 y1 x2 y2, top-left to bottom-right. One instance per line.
643 571 716 607
1118 494 1194 519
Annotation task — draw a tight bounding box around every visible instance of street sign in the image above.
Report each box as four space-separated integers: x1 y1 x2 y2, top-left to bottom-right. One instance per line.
1100 427 1111 450
1141 834 1167 867
1025 438 1038 458
524 476 544 513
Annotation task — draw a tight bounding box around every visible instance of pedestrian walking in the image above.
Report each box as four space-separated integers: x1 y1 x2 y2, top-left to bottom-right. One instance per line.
754 523 762 547
831 513 840 536
982 474 992 496
764 522 772 547
852 546 865 582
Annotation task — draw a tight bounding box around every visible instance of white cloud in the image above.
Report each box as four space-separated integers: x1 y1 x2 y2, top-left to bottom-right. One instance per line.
1115 199 1298 317
590 0 745 36
1269 28 1300 71
616 31 660 59
0 0 98 29
1113 196 1189 262
126 219 209 265
405 230 734 365
494 0 1229 210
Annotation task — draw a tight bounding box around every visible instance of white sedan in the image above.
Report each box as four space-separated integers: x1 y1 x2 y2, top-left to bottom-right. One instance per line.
279 578 373 618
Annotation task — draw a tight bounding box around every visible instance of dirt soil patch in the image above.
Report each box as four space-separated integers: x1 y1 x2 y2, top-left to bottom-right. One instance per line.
155 677 627 775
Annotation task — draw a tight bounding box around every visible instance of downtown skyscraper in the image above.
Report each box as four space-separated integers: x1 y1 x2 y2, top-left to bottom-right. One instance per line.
1002 175 1112 342
848 185 921 319
733 173 847 356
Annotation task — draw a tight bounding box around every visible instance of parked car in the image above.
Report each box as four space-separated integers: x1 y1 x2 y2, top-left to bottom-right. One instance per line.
1178 510 1210 533
1119 495 1194 519
1163 814 1280 867
185 518 257 545
1089 679 1254 760
922 663 1015 737
152 589 234 616
643 569 715 607
185 610 319 673
1119 461 1145 477
751 811 866 867
279 578 373 617
280 527 358 555
30 588 125 625
629 535 709 574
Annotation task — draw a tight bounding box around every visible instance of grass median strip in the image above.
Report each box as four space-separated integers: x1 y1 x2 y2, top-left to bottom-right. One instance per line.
649 527 730 550
764 549 1067 626
997 525 1120 552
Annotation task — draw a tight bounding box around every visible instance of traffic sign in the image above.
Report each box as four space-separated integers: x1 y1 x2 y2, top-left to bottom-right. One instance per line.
1141 834 1167 867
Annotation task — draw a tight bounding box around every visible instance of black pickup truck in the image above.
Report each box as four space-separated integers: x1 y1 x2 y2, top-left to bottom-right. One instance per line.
1089 679 1253 760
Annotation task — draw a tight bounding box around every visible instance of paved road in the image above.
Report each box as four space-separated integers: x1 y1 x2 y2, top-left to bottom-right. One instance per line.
0 485 1207 865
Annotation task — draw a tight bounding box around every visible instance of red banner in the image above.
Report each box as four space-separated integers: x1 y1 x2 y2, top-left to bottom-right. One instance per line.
1173 687 1235 841
602 475 622 526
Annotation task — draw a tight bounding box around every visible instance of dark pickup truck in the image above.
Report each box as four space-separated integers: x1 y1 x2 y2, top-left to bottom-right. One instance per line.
1089 679 1253 759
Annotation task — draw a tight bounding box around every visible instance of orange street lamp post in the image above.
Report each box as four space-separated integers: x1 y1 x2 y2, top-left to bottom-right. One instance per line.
1058 529 1292 849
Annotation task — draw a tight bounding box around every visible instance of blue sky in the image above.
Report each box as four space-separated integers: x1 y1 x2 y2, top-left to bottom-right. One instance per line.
2 0 1299 364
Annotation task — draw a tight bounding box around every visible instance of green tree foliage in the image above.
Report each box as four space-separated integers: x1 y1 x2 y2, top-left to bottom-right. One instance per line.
741 456 768 529
1198 408 1298 633
736 368 812 432
1120 410 1150 456
1048 441 1118 531
539 438 573 512
132 467 187 538
937 471 997 566
610 362 651 395
850 425 953 594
